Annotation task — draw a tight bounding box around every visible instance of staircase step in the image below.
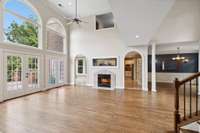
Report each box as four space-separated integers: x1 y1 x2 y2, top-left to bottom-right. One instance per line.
181 128 199 133
181 122 200 133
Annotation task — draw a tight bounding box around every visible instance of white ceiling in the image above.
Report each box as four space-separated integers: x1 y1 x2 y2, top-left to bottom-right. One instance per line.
47 0 200 46
47 0 111 18
108 0 175 46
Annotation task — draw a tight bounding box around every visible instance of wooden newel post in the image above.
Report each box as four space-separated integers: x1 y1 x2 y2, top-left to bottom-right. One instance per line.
175 78 180 133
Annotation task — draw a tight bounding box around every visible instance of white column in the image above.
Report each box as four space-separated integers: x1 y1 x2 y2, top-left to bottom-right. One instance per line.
151 42 157 92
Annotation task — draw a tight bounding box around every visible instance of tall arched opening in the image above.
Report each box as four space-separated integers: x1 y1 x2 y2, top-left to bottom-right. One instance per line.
124 51 142 89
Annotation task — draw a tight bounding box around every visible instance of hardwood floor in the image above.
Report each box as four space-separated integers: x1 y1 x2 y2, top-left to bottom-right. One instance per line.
125 78 142 90
0 86 175 133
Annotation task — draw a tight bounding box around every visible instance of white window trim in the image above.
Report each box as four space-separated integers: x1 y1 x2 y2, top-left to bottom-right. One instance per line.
2 1 42 49
4 8 40 27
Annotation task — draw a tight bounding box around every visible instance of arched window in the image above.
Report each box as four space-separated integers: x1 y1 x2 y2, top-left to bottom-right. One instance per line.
3 0 41 48
47 18 66 53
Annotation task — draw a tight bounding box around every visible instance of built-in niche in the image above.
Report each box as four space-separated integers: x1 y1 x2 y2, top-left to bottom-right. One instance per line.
93 58 117 67
74 56 87 86
148 53 198 73
96 12 114 30
75 56 87 76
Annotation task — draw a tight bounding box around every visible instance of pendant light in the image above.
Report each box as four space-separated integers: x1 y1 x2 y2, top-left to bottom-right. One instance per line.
172 47 189 63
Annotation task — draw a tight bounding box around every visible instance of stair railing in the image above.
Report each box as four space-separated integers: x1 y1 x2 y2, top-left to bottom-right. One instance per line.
175 72 200 133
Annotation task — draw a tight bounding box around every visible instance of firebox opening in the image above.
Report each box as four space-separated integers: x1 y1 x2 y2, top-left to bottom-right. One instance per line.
98 74 111 88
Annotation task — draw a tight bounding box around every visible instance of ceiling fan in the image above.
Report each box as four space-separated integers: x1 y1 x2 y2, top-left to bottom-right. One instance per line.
65 0 88 25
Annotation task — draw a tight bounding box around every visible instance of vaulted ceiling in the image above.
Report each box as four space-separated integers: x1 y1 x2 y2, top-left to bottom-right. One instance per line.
153 0 200 44
47 0 200 46
47 0 111 18
108 0 175 46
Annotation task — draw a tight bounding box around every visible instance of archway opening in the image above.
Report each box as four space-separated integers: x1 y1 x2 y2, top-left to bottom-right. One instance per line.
124 51 142 89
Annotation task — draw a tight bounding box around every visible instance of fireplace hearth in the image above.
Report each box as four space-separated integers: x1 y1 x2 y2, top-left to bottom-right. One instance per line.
98 74 111 88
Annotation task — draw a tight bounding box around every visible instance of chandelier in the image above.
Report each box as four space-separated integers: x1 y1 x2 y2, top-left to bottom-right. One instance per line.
172 47 189 63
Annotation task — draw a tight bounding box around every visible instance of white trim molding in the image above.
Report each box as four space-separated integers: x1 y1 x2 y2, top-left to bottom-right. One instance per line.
123 46 149 91
151 41 157 92
93 70 116 90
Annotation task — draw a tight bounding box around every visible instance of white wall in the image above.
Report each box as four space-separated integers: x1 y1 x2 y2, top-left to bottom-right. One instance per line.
70 16 148 90
0 0 70 101
148 73 195 83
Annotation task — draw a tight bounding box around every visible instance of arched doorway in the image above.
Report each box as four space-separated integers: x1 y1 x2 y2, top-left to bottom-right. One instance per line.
124 51 142 89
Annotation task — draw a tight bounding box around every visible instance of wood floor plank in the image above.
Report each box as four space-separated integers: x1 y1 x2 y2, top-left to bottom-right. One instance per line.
0 86 175 133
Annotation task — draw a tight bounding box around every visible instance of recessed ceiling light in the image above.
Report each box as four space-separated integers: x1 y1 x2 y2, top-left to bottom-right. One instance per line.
58 3 63 7
68 2 72 6
136 35 140 39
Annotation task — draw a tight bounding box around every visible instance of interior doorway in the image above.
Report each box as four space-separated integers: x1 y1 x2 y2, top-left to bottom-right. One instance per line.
124 51 142 89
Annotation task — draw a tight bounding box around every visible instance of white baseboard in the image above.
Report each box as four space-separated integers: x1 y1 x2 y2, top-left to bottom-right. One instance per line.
70 82 75 85
115 87 124 90
86 84 92 87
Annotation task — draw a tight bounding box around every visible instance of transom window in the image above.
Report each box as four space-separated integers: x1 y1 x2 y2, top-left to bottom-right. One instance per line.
3 0 41 48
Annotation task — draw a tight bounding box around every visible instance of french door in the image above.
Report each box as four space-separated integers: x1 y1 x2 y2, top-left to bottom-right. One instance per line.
4 52 40 99
47 56 65 88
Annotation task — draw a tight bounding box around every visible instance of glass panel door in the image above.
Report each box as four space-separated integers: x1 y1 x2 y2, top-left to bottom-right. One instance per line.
26 56 39 90
4 52 40 99
58 61 64 83
47 57 65 87
6 55 23 91
48 59 57 85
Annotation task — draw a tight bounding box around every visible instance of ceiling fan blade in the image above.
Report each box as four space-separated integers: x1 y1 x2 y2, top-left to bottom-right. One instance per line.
63 16 73 21
66 21 74 26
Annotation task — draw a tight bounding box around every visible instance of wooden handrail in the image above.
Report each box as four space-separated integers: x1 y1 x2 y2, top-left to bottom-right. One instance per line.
174 73 200 133
178 72 200 86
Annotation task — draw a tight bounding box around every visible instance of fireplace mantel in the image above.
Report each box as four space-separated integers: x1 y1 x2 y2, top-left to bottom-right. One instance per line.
94 70 116 90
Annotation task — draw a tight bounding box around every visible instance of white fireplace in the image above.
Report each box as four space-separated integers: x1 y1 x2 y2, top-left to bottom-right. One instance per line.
94 70 116 90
